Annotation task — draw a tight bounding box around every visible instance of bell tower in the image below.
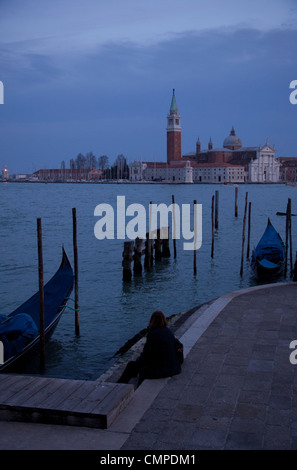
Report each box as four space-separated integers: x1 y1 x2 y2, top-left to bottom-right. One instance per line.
167 89 181 164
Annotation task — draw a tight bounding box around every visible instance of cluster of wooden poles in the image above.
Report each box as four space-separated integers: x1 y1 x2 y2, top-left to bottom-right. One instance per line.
122 194 202 280
210 188 252 276
37 207 80 369
122 226 171 281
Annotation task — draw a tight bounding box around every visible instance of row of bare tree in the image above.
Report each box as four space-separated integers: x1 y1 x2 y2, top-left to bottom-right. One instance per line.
60 153 129 179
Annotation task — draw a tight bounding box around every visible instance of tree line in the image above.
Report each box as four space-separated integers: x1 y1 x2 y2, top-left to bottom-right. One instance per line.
60 152 129 179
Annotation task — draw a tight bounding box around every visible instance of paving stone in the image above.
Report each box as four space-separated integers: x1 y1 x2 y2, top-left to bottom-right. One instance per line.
215 373 245 389
225 431 263 450
234 402 266 420
238 389 270 405
263 424 292 450
230 417 265 434
247 359 274 372
201 402 236 418
207 385 239 405
266 408 291 426
196 415 231 431
158 420 196 447
242 376 273 391
189 428 227 449
174 404 203 422
179 385 210 405
269 394 292 410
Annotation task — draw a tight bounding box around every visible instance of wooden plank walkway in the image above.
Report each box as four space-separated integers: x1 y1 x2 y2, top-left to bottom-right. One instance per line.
0 374 134 429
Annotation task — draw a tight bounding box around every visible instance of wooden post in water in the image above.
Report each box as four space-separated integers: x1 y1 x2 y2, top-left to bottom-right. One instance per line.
72 208 80 336
144 232 154 270
154 228 162 261
240 192 248 276
133 237 143 275
215 190 219 229
172 195 177 259
285 198 292 276
122 241 134 281
235 186 238 217
289 198 293 274
247 202 251 259
37 218 45 369
211 195 214 258
193 200 197 275
161 226 170 257
285 199 289 277
149 201 153 238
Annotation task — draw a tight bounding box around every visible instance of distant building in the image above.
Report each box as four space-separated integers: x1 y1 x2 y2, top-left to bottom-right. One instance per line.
277 157 297 182
192 162 245 183
167 89 182 163
33 168 104 182
15 173 33 181
2 166 9 180
184 128 280 183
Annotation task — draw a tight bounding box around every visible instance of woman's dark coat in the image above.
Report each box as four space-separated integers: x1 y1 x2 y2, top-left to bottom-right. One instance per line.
138 326 181 380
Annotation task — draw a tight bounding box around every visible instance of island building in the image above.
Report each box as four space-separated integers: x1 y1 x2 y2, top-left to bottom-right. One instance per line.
276 157 297 183
130 90 281 183
33 167 104 182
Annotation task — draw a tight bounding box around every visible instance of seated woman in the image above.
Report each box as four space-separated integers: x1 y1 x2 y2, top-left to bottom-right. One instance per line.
118 310 182 386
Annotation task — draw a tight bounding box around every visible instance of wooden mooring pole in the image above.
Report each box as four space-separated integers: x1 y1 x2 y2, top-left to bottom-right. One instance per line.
37 218 45 369
240 192 248 276
235 186 238 217
193 200 197 275
215 190 219 229
122 241 134 281
172 195 177 259
246 202 251 259
133 237 143 275
285 199 289 277
161 226 170 257
144 232 154 270
285 198 292 277
154 228 162 261
211 195 214 258
72 208 80 336
289 198 293 274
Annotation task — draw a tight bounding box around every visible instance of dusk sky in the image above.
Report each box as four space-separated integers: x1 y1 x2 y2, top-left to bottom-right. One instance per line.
1 0 297 174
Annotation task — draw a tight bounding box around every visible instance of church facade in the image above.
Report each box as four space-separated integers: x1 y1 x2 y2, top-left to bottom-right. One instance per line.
184 127 280 183
129 90 280 183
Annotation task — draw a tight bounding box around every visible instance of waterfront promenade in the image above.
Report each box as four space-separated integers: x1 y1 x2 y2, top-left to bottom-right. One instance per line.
0 281 297 450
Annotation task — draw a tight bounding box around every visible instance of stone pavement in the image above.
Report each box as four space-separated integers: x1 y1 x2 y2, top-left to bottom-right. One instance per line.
120 282 297 450
0 281 297 450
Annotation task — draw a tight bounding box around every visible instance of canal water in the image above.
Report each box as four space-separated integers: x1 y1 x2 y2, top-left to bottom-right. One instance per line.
0 182 295 379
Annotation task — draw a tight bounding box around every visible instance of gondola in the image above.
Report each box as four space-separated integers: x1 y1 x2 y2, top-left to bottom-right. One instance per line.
251 218 285 279
0 247 74 372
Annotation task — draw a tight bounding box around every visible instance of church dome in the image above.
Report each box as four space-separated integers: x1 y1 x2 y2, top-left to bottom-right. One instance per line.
223 127 242 150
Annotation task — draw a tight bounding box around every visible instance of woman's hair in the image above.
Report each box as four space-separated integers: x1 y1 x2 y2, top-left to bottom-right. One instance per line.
148 310 168 329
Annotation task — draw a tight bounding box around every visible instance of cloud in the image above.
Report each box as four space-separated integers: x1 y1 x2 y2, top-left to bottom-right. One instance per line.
1 21 297 172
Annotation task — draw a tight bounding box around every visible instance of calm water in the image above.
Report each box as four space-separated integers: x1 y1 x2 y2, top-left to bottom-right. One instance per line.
0 182 295 379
